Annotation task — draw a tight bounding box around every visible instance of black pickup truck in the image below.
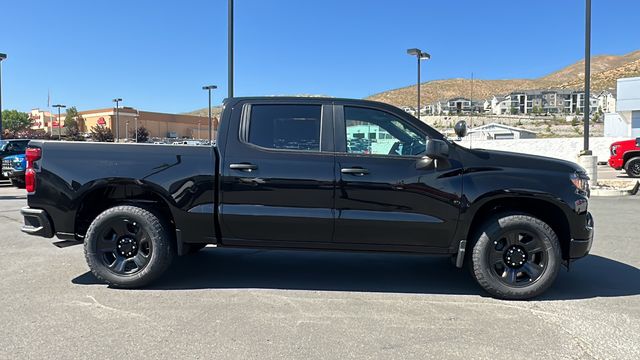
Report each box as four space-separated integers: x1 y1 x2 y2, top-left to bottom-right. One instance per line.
20 97 593 299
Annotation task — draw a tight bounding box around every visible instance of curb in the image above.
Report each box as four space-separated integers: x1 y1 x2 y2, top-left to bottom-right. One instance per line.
590 181 640 197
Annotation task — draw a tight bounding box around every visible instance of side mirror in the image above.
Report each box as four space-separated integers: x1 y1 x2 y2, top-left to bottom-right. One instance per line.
636 137 640 147
416 139 449 169
454 120 468 138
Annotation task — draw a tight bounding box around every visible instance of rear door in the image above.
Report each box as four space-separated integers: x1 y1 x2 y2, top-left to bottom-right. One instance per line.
333 103 462 249
219 100 335 244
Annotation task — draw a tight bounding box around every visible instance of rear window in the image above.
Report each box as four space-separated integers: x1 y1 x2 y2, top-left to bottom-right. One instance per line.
247 104 321 151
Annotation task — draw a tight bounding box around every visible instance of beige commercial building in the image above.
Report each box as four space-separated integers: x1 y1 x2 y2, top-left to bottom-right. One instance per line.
30 107 215 140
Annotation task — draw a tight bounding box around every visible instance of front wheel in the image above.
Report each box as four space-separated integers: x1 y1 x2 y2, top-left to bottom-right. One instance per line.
470 214 561 300
624 157 640 178
84 205 174 288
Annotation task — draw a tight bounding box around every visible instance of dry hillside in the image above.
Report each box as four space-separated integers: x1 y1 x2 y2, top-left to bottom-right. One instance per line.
367 50 640 107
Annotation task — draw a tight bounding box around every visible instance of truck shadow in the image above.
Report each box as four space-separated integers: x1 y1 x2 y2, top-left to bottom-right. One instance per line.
73 249 639 300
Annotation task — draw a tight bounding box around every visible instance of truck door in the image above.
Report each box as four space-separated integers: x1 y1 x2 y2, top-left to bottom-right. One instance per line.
333 104 462 248
219 101 335 244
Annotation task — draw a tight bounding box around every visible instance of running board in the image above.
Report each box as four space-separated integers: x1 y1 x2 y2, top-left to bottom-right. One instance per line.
455 240 467 268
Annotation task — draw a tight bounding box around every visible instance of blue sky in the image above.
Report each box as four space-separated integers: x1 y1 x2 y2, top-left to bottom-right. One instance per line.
1 0 639 114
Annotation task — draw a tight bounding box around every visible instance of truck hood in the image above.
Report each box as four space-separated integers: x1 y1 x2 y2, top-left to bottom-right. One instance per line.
610 139 637 148
463 147 586 175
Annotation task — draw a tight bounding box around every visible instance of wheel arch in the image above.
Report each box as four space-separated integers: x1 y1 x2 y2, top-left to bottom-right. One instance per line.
622 151 640 166
464 195 572 260
74 180 177 241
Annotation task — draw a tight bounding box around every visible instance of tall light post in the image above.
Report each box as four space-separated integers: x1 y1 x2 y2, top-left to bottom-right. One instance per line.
52 104 66 140
0 53 6 140
135 110 139 143
202 85 217 143
125 121 129 142
407 48 431 121
228 0 234 98
112 98 122 142
583 0 591 154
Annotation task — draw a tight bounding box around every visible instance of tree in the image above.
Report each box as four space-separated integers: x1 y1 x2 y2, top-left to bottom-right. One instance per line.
2 110 31 137
90 125 114 142
130 126 149 143
63 107 85 141
510 106 518 115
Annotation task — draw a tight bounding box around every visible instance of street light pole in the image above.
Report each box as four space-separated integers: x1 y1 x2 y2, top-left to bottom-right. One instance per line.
135 110 139 143
52 104 66 140
407 48 431 121
125 121 129 142
583 0 591 154
228 0 234 98
112 98 122 142
0 53 6 140
202 85 217 143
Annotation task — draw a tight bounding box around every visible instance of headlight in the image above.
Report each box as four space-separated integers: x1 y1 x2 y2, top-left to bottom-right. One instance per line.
570 173 590 193
611 145 619 155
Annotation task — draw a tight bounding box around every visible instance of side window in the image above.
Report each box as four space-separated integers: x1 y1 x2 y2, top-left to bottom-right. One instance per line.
344 106 426 156
248 104 321 152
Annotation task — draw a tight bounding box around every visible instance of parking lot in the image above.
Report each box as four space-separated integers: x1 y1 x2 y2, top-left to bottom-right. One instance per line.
0 183 638 360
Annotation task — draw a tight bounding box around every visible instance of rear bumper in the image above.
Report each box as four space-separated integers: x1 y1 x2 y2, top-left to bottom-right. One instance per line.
569 212 594 259
20 207 54 238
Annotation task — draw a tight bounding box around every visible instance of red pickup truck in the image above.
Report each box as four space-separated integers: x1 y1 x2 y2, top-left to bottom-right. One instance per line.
609 138 640 177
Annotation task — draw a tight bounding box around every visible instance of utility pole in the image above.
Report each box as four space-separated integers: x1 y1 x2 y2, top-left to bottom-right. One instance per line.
0 53 6 140
112 98 122 142
406 49 430 121
52 104 66 140
202 85 217 143
583 0 591 154
228 0 234 98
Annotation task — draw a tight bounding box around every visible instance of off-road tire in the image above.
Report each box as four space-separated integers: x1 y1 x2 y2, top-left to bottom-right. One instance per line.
84 205 174 288
624 156 640 178
470 213 561 300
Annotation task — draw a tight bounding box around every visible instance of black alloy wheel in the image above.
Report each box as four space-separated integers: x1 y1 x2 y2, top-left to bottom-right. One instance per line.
487 230 548 287
625 157 640 178
96 217 152 275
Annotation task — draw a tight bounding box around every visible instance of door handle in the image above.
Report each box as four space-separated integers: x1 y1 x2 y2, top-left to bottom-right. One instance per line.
230 163 258 171
341 167 369 175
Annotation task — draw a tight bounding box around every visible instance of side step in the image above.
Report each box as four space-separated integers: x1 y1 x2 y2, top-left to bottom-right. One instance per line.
455 240 467 268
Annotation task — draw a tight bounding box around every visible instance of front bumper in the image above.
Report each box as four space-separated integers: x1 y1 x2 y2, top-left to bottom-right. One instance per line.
3 169 24 180
20 207 54 238
608 156 623 170
569 212 594 259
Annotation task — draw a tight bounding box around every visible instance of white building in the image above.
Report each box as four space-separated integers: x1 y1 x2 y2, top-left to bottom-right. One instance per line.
467 123 537 140
605 77 640 137
595 90 617 113
491 95 512 115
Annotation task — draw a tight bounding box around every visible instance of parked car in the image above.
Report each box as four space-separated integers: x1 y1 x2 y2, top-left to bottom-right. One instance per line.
19 97 593 300
0 139 30 179
2 153 26 188
608 138 640 177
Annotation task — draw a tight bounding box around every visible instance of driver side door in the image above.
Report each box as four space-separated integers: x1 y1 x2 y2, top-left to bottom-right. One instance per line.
333 104 462 249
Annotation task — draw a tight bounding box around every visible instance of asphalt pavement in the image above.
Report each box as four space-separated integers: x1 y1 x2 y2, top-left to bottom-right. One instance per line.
0 183 638 360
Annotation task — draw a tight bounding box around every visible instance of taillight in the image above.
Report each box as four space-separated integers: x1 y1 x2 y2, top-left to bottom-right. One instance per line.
25 147 42 193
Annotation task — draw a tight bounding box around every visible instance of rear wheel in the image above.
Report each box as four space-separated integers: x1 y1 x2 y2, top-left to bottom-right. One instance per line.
470 213 561 300
84 205 174 288
624 157 640 178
